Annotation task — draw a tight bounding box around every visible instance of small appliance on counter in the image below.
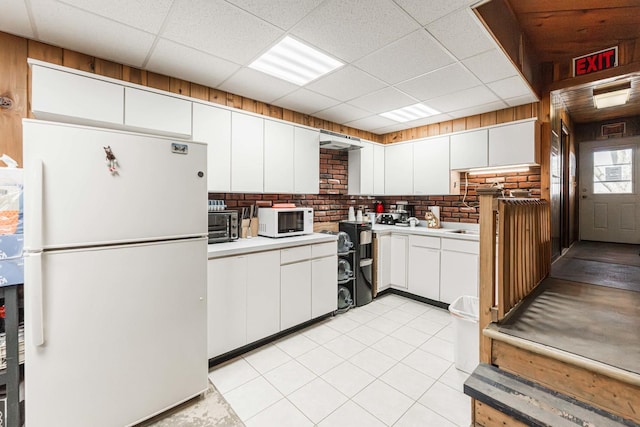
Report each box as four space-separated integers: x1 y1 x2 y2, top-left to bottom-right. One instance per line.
378 212 401 225
258 206 314 238
208 209 239 243
395 201 415 226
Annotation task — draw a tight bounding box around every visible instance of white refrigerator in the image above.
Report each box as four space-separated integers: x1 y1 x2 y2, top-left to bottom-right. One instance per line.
22 119 209 427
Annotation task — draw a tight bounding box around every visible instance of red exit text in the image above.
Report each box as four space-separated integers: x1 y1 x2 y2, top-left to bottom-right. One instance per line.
573 47 618 77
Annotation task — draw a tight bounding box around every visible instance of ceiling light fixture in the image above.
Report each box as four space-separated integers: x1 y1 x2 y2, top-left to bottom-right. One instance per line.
380 103 440 122
593 81 631 109
249 36 343 86
467 165 530 175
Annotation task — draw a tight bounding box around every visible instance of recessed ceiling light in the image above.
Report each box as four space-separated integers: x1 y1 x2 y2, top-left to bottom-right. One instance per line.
593 81 631 109
249 36 343 86
380 103 440 122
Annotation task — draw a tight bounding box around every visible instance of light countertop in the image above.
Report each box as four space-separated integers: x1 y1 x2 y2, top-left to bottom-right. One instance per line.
208 233 337 258
371 223 479 241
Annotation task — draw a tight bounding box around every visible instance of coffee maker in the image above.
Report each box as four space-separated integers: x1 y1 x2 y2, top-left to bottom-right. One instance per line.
395 201 415 225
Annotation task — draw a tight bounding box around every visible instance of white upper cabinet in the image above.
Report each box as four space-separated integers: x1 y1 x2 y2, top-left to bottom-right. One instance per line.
231 112 264 193
348 142 374 195
413 136 451 195
373 144 385 195
192 103 231 193
294 127 320 194
31 64 124 127
489 119 539 167
264 120 294 193
450 129 488 170
124 87 192 137
385 143 413 195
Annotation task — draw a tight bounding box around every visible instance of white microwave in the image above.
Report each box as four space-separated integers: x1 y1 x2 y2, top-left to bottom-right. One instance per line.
258 207 314 238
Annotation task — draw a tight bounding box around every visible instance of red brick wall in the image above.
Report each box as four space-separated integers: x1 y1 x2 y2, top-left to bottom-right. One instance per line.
210 149 542 224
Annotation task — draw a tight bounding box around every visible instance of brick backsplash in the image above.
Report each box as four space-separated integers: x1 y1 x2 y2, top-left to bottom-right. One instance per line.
210 149 542 224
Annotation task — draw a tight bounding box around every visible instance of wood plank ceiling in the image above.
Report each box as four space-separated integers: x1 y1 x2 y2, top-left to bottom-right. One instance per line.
503 0 640 124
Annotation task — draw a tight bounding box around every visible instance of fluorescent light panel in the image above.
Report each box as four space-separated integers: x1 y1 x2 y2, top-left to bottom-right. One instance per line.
593 81 631 109
380 103 440 122
468 165 530 175
249 36 343 86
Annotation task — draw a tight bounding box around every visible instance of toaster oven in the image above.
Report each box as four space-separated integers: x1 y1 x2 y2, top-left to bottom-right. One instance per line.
208 210 239 243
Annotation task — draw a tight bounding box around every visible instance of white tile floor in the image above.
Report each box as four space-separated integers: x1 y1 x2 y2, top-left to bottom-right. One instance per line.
208 294 472 427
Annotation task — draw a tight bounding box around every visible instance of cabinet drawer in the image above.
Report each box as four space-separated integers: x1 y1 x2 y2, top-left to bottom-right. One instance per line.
441 238 479 254
281 245 312 264
409 235 440 249
312 242 336 258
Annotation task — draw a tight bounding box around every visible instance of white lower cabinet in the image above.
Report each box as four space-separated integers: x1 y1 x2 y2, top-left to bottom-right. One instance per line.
246 251 281 343
407 235 441 300
281 260 312 330
376 234 391 292
311 255 337 318
440 239 479 304
207 256 247 359
389 234 408 288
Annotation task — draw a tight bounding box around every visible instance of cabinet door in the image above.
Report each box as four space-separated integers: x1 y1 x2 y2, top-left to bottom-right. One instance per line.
294 127 320 194
384 144 413 195
124 87 192 137
373 144 385 195
414 136 450 195
311 255 337 318
281 261 312 330
264 120 294 193
207 256 247 358
450 129 488 170
192 103 231 192
489 120 538 167
231 112 264 192
349 143 374 195
247 251 281 342
408 246 440 300
31 65 124 127
440 250 479 304
376 234 391 292
389 234 408 288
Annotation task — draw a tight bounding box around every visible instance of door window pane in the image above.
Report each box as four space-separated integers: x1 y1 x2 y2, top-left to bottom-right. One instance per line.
593 148 633 194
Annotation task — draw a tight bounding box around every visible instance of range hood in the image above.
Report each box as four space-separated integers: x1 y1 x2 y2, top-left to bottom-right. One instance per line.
319 130 363 150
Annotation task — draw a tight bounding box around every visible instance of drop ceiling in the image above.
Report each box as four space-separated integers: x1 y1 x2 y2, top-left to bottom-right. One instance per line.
0 0 539 134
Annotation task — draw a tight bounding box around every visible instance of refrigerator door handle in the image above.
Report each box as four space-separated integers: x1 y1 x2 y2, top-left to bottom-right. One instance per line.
26 253 45 346
25 159 44 251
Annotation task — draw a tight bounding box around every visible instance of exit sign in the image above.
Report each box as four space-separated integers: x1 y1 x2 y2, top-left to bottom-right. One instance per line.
573 46 618 77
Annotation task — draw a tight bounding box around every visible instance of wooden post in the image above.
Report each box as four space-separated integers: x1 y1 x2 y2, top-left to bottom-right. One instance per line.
478 188 500 364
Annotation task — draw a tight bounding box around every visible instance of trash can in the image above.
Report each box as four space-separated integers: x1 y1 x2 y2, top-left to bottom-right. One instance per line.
448 295 479 374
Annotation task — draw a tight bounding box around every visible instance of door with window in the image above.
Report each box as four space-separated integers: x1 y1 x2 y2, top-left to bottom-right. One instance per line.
579 137 640 243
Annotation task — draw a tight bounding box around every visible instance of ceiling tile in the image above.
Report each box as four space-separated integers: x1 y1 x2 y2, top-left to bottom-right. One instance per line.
462 49 517 83
0 0 34 38
313 103 371 124
162 0 283 64
305 66 386 102
505 94 539 107
396 63 479 101
427 85 500 112
31 0 155 67
218 67 299 104
487 76 533 100
348 87 418 114
291 0 420 62
272 89 341 115
354 29 454 85
343 115 397 132
59 0 172 33
372 123 410 134
393 0 473 26
448 100 509 119
426 8 494 60
225 0 324 30
146 39 241 88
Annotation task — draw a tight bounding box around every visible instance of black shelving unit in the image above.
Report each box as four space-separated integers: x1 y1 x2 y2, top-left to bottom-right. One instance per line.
0 284 23 427
337 249 356 312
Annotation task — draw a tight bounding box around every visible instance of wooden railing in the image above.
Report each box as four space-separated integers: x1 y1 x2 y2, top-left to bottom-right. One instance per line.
478 189 551 363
